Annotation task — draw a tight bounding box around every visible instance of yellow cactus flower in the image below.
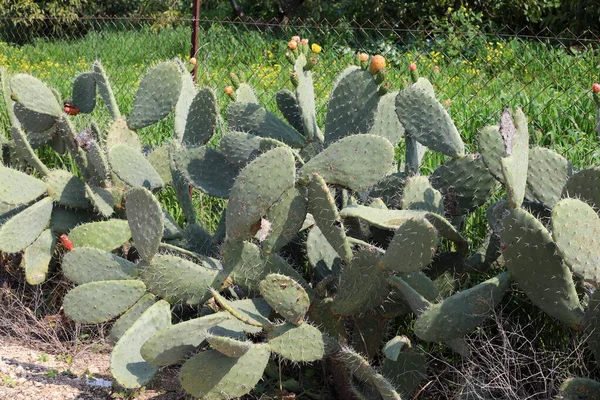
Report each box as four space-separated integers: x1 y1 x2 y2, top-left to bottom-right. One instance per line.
311 43 322 54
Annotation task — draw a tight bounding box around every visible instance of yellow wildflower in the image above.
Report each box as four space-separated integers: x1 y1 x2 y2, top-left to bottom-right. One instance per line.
311 43 322 54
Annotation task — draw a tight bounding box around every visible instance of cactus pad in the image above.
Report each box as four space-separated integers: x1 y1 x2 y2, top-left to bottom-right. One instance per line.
369 91 405 146
110 300 171 388
401 175 444 214
0 197 52 253
276 89 304 133
558 377 600 399
325 66 379 144
109 144 163 189
226 147 296 241
525 147 573 207
500 208 585 327
174 146 239 198
10 73 62 117
306 225 341 279
477 125 504 182
261 186 307 253
108 293 157 344
206 334 253 358
45 170 91 209
62 247 136 284
179 344 270 400
106 118 142 152
413 272 510 342
72 72 97 113
0 166 47 205
500 108 529 208
128 62 182 129
259 274 310 325
563 167 600 209
69 219 131 251
267 322 327 361
299 134 395 192
141 312 230 365
126 187 164 262
396 77 464 157
138 254 225 305
63 280 146 324
182 88 217 147
381 218 438 273
551 198 600 285
21 229 54 285
220 131 262 168
174 64 196 141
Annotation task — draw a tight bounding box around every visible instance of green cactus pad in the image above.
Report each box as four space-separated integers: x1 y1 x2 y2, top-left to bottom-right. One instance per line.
162 209 184 240
227 101 306 148
369 172 407 209
10 73 62 117
126 187 164 262
109 144 163 189
235 82 258 103
222 240 263 288
179 344 270 400
62 246 137 285
173 146 239 198
387 275 433 316
170 151 196 224
414 272 511 342
206 334 253 358
0 166 46 206
86 141 110 187
500 208 585 327
525 147 573 207
325 66 380 145
369 91 405 146
49 206 96 234
563 168 600 209
299 134 395 192
382 218 438 273
382 336 411 362
69 219 132 251
351 311 389 359
86 185 114 218
108 293 157 344
401 175 444 214
44 170 91 209
268 322 327 362
500 108 529 209
0 197 52 253
93 61 121 119
220 131 262 168
13 103 56 135
382 346 427 398
396 77 464 157
558 377 600 399
295 54 322 142
477 125 504 182
147 145 173 185
551 198 600 285
174 64 196 141
221 298 272 333
430 154 498 214
72 72 96 113
182 88 217 147
261 186 307 253
11 126 50 176
331 248 389 316
276 89 304 133
138 254 226 305
110 300 171 389
404 134 427 175
339 205 426 230
307 173 352 262
306 225 341 279
585 288 600 363
259 274 310 325
128 62 182 129
106 118 142 152
63 280 146 324
141 312 230 365
21 229 54 285
226 147 296 241
381 271 439 318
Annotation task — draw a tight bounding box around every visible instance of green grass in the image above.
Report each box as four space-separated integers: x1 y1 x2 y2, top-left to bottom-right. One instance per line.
1 20 598 240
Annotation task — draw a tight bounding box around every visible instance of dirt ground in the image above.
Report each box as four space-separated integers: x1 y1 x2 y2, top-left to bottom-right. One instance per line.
0 339 186 400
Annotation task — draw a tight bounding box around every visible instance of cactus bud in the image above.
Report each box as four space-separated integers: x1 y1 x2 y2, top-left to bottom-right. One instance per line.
190 57 197 66
357 52 369 69
224 85 236 101
64 102 80 116
229 72 241 90
299 38 309 55
311 43 322 54
10 93 18 101
378 82 391 96
593 83 600 93
433 65 440 73
288 40 298 51
375 68 387 85
409 63 419 83
285 51 296 65
304 57 318 71
290 72 299 87
60 234 74 251
359 53 369 62
291 35 301 43
594 83 600 106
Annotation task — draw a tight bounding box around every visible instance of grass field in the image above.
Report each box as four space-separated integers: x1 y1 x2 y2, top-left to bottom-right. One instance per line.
1 20 599 236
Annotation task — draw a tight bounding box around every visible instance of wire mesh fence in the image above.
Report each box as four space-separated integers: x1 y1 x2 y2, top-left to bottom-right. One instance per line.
1 16 599 163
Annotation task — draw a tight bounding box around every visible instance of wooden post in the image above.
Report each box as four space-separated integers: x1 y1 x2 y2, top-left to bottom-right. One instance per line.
191 0 201 82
